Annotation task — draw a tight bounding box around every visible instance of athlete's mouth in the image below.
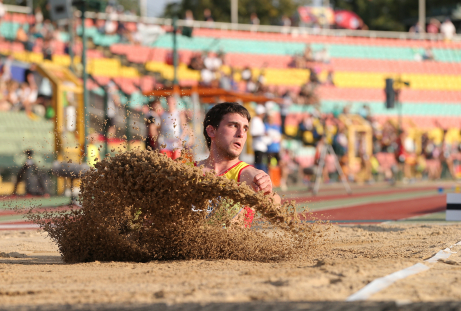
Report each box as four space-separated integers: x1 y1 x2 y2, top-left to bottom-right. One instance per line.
233 142 241 148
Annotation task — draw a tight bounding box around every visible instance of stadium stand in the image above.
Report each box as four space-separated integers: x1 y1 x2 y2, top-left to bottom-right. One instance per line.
1 9 460 191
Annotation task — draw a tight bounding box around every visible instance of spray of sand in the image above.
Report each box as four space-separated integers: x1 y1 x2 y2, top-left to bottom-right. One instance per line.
28 149 328 263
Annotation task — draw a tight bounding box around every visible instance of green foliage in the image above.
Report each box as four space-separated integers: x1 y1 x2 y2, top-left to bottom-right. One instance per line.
165 0 460 31
333 0 461 31
164 0 297 25
117 0 140 15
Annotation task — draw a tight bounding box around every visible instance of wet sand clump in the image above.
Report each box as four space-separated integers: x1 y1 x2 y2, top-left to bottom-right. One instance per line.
30 150 326 263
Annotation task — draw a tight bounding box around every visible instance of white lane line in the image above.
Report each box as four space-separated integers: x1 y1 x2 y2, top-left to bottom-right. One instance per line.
425 248 457 263
0 224 39 229
346 263 429 301
346 240 461 301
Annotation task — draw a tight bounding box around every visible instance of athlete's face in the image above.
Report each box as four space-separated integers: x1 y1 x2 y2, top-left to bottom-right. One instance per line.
208 113 249 160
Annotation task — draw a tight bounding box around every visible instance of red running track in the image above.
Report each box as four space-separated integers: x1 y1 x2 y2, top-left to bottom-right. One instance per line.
288 186 437 204
307 194 446 224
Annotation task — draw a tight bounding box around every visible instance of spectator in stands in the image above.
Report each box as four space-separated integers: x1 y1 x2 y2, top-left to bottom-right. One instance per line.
1 55 13 83
41 19 55 40
265 111 282 166
106 82 121 138
185 10 194 27
183 10 194 37
42 39 53 61
424 136 441 180
24 29 36 52
281 15 291 27
35 7 43 25
220 68 237 91
16 25 29 49
251 104 269 172
358 104 371 120
299 81 316 103
409 22 422 34
18 81 38 113
427 18 440 34
250 13 260 32
200 67 214 86
188 52 204 71
0 0 4 23
6 80 19 110
241 66 252 82
105 6 118 35
250 13 260 25
159 96 188 160
204 8 214 22
204 51 222 72
315 47 330 64
308 67 320 84
304 45 314 62
246 77 258 93
281 15 291 35
324 70 335 86
422 47 435 61
0 81 10 111
25 64 38 89
145 98 162 151
441 18 456 41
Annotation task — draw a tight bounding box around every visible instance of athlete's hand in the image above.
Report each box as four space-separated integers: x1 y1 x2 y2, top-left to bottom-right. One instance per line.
252 171 273 194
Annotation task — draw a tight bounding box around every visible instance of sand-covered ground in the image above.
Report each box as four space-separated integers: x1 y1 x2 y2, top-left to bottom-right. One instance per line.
1 224 461 309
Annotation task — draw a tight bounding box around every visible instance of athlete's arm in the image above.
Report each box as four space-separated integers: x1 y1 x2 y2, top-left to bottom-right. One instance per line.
239 166 281 204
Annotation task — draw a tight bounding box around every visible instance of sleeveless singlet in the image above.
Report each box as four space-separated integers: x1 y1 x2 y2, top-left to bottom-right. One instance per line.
219 161 250 182
195 161 255 227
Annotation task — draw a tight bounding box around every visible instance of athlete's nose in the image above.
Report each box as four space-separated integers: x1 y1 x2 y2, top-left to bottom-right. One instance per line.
235 127 244 137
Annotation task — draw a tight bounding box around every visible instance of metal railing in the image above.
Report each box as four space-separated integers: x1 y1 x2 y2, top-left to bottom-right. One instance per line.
4 4 31 14
82 11 460 42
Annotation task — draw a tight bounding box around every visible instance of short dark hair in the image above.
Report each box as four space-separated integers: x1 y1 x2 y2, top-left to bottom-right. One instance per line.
203 102 251 150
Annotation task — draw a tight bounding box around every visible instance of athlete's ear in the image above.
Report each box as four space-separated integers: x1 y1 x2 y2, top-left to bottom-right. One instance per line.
206 125 216 138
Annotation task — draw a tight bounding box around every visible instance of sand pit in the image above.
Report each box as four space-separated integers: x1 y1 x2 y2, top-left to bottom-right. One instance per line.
4 150 461 308
29 150 325 263
1 224 461 308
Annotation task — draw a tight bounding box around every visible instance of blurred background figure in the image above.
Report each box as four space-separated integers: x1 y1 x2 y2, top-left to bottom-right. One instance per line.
250 104 268 172
145 98 163 151
105 82 121 138
159 97 188 160
441 18 456 41
13 150 47 196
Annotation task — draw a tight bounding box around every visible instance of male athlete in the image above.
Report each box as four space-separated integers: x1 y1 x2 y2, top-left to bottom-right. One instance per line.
195 102 281 226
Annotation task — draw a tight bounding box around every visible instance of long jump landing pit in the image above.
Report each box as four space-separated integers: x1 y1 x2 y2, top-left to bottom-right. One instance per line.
2 151 461 310
1 223 461 310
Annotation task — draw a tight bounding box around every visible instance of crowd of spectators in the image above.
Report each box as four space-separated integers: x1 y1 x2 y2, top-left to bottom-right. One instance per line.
186 44 330 107
410 18 457 41
0 58 54 118
245 99 461 189
1 6 460 188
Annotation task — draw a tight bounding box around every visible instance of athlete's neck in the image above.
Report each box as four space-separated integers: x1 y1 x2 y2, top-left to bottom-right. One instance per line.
201 146 240 176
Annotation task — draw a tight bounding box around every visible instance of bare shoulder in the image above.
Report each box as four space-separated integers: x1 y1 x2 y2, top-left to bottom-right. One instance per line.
195 160 213 174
